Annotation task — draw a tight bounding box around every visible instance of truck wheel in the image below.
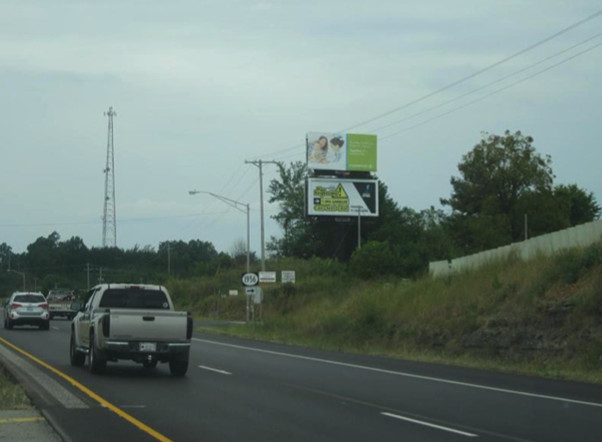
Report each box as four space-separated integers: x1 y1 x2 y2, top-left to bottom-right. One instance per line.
143 360 158 369
70 333 86 367
169 359 188 377
6 318 13 330
49 313 54 320
88 331 107 374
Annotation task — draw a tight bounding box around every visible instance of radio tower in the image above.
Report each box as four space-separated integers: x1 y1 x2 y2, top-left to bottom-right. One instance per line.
102 107 117 248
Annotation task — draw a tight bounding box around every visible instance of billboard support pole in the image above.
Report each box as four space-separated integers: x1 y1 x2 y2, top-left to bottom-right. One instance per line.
357 206 361 250
351 205 362 250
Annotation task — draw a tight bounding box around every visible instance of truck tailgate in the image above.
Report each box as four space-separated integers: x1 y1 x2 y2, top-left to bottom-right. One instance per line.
107 309 189 342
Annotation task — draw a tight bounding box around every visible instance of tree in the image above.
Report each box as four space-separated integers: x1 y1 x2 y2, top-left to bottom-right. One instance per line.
554 184 601 226
267 161 316 258
229 238 257 267
441 131 559 253
0 243 12 270
349 241 398 279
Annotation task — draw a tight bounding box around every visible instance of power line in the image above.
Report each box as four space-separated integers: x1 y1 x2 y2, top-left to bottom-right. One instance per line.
242 8 602 161
0 210 235 228
337 8 602 133
369 31 602 134
380 40 602 142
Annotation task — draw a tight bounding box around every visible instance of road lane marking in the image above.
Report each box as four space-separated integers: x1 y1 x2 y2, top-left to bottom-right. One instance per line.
52 327 60 331
193 338 602 408
198 365 232 375
0 417 45 424
286 383 535 442
382 412 478 437
0 336 175 442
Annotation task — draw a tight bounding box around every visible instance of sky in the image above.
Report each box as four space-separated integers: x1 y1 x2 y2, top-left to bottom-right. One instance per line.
1 0 601 255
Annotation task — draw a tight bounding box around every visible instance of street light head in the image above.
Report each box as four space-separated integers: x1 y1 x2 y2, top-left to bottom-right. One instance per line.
188 190 200 195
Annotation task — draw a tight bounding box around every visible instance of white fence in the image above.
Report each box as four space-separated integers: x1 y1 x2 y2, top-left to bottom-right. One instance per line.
429 219 602 277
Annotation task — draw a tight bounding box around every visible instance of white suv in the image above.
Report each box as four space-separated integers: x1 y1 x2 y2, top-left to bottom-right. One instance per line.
4 292 50 330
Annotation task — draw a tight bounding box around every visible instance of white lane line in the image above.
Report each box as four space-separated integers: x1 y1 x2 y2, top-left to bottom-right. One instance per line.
193 338 602 408
198 365 232 375
52 327 60 331
382 412 478 437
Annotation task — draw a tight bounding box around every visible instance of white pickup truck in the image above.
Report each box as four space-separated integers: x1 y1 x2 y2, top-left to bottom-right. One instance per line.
69 283 192 376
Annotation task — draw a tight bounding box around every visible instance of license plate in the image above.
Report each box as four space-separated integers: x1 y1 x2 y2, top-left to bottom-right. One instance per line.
27 307 33 311
140 343 156 352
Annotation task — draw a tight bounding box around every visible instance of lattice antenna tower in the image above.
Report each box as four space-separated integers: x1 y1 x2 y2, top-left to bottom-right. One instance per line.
102 106 117 248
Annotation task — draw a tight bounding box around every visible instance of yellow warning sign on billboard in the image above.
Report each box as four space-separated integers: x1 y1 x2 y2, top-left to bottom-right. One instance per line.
308 179 379 217
313 184 349 212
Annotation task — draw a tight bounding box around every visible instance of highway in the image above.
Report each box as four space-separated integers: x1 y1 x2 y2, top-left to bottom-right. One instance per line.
1 317 602 442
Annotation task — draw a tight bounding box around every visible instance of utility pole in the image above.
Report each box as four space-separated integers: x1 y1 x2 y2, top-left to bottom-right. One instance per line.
102 106 117 248
98 267 104 284
244 159 278 272
85 263 91 289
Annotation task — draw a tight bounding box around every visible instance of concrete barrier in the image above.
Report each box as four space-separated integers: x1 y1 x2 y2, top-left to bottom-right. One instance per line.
430 220 602 277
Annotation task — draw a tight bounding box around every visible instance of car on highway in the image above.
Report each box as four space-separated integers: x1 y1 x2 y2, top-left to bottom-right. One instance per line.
69 283 193 376
3 292 50 330
47 289 76 320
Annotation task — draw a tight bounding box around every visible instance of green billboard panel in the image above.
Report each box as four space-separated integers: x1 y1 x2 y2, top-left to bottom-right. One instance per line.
347 134 377 172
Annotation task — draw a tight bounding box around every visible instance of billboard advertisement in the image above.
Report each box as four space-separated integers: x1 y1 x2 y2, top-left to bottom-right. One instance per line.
307 178 379 217
307 132 377 172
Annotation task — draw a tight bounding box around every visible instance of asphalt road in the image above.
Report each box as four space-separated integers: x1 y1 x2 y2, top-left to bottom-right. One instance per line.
1 315 602 442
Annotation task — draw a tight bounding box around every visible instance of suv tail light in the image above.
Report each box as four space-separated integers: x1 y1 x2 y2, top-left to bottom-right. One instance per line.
11 303 22 309
39 303 48 310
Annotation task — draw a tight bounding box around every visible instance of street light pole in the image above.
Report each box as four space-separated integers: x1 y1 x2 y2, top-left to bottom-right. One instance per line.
189 190 251 273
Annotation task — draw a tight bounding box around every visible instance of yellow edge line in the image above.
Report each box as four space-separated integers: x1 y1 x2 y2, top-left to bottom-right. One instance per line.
0 417 45 424
0 336 174 442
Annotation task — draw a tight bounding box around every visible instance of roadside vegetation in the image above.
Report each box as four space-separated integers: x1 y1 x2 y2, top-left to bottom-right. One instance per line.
0 364 30 410
1 130 601 384
186 241 602 384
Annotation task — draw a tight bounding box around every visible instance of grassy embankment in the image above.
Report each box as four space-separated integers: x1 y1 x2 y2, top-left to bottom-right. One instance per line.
168 243 602 384
0 364 30 410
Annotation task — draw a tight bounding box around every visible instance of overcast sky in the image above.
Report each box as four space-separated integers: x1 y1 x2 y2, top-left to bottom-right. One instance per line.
1 0 601 255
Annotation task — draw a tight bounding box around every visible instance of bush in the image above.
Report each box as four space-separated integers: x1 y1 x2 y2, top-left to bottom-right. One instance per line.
348 241 398 279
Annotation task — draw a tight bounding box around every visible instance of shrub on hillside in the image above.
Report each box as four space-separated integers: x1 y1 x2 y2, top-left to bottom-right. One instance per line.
348 241 398 279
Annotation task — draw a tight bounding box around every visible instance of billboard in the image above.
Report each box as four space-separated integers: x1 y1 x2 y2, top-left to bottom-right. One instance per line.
307 132 377 172
307 178 379 217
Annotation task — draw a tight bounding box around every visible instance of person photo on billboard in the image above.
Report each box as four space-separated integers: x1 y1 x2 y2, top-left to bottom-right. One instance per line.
308 135 329 164
329 136 344 163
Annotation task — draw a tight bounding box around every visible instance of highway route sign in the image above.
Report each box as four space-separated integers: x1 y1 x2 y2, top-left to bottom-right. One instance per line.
241 272 259 287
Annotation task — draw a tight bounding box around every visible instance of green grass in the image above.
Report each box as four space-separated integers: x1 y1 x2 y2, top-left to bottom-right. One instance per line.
0 365 30 410
188 243 602 384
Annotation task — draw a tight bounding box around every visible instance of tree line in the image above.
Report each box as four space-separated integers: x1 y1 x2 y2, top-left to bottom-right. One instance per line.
267 130 600 277
0 235 254 295
1 130 599 292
